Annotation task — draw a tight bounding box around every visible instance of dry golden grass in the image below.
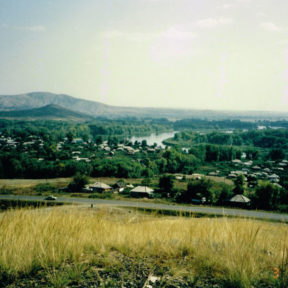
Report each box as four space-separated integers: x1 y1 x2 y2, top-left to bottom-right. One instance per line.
0 206 287 286
0 178 70 188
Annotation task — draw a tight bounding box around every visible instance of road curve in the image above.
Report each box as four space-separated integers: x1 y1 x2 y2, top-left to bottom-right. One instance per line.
1 194 288 222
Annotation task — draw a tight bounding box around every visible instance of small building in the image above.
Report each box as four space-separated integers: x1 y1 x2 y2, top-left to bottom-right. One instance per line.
113 181 126 192
268 174 280 183
126 184 134 189
72 138 84 144
89 182 111 193
229 194 251 208
130 186 154 198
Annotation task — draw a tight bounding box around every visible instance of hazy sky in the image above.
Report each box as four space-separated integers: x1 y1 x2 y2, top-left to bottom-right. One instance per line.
1 0 288 111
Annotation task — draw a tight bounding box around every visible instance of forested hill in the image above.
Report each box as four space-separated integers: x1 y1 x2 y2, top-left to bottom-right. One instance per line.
0 104 93 121
1 92 288 120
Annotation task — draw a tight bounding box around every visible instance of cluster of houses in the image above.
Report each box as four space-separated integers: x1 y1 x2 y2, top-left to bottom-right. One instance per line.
0 133 162 163
228 159 286 188
98 141 161 155
0 135 44 150
207 158 287 189
83 181 154 198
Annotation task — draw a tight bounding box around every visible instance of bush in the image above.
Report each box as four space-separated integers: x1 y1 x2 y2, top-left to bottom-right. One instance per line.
158 174 175 197
176 178 212 203
68 173 89 192
35 183 57 194
88 193 113 199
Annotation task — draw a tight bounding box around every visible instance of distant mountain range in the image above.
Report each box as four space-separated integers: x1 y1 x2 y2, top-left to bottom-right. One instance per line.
0 92 287 121
0 104 93 121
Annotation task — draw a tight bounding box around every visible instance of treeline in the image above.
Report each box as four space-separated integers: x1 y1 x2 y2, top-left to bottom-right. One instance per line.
88 117 172 138
174 119 257 130
2 118 288 142
170 129 288 151
0 118 173 142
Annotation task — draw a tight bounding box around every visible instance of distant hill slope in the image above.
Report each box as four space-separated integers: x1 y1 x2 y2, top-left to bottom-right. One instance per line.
0 104 93 121
0 92 287 120
0 92 112 115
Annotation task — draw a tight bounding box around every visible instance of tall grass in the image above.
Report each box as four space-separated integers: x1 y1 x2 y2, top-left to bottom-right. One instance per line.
0 206 287 287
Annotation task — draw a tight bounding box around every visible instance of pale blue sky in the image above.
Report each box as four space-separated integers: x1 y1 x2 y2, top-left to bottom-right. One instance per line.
1 0 288 111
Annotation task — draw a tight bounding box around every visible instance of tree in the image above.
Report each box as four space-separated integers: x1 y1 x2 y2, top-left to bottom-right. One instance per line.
141 177 151 186
253 182 280 210
233 174 245 194
217 185 233 205
95 136 103 145
177 178 212 203
141 139 147 148
269 149 285 161
158 174 175 197
66 131 75 143
68 173 89 192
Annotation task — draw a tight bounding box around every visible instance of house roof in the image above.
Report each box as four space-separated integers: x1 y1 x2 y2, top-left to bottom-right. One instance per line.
114 181 125 188
130 186 154 194
89 182 111 189
230 194 251 203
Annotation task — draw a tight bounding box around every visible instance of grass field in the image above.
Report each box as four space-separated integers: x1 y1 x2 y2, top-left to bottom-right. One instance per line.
0 175 233 195
0 206 287 287
0 177 142 188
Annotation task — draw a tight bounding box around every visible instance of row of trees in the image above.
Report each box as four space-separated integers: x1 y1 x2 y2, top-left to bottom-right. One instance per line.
0 118 173 144
173 129 288 152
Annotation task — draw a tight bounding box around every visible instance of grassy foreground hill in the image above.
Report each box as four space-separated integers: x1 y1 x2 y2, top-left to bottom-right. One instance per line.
0 206 287 287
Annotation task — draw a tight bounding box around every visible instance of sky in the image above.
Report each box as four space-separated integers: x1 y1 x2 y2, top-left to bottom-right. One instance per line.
1 0 288 111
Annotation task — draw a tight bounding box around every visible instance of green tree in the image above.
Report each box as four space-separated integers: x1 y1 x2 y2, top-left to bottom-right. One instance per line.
158 174 175 197
253 182 280 210
233 174 245 194
68 173 89 192
177 178 212 203
141 177 151 186
269 149 285 160
66 131 75 143
217 185 233 205
141 139 147 148
95 136 103 145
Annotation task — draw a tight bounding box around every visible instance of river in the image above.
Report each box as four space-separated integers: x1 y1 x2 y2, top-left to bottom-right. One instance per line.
129 131 177 148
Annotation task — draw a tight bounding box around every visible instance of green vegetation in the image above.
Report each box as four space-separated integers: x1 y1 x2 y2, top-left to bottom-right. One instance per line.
68 173 89 192
158 174 175 197
0 118 288 212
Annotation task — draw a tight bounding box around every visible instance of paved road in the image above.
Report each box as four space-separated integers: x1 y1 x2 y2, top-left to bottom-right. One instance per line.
1 194 288 222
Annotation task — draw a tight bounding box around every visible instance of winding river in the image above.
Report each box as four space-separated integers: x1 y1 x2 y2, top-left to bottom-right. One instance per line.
129 131 177 148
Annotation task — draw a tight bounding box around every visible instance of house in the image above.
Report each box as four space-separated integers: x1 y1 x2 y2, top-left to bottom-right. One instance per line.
89 182 111 193
130 186 154 198
113 181 126 192
268 174 280 183
228 194 251 208
191 173 203 180
72 138 84 144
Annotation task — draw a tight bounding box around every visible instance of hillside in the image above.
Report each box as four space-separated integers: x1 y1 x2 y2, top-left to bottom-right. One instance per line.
0 92 288 120
0 206 287 287
0 104 93 121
